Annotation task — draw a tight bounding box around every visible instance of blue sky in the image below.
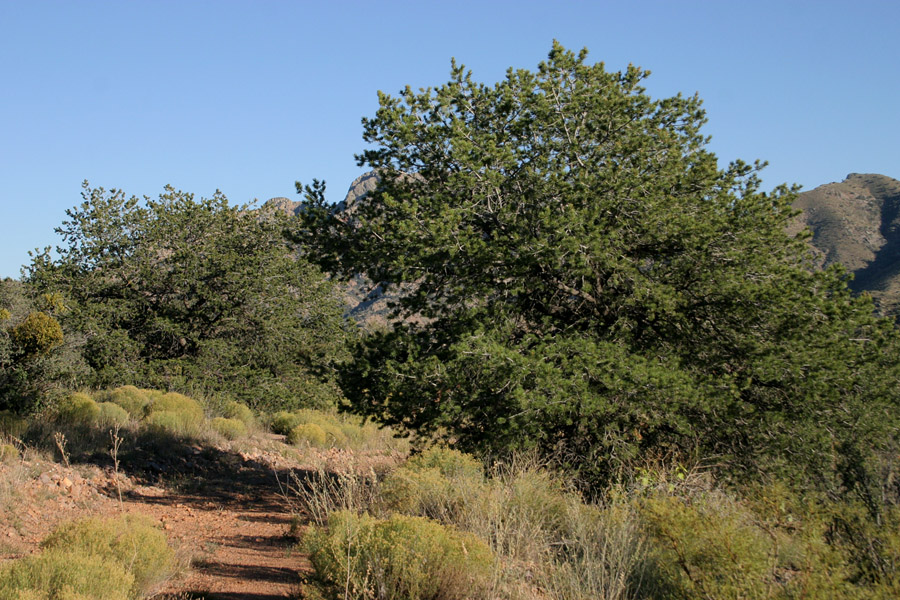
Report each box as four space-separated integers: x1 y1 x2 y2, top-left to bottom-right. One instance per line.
1 0 898 279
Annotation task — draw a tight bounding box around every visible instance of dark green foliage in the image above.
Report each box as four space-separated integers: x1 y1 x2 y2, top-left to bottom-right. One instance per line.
0 280 88 413
296 42 900 490
26 183 353 411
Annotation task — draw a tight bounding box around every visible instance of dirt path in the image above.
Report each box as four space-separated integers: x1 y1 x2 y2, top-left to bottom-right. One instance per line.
1 438 315 600
131 468 306 599
120 440 316 600
2 433 401 599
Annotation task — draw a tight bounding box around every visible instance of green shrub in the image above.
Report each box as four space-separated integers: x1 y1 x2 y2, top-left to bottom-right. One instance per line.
0 548 133 600
304 510 495 600
96 402 130 427
221 400 254 427
287 423 327 448
142 392 204 437
271 411 302 435
56 393 100 426
407 446 484 480
8 311 63 359
0 444 18 463
40 514 174 598
380 447 486 522
210 417 247 441
144 392 203 421
0 410 28 438
144 410 201 437
96 386 151 418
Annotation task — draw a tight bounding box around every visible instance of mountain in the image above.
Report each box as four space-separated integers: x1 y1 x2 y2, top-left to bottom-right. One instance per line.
793 173 900 315
266 171 900 319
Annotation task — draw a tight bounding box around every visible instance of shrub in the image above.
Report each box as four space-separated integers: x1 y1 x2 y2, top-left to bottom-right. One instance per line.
221 400 255 427
97 402 130 427
407 446 484 480
144 392 203 421
0 547 133 600
271 411 302 435
8 311 63 359
96 386 151 417
40 514 175 598
144 411 200 438
0 410 28 438
0 444 18 463
303 511 495 600
210 417 247 441
380 447 486 522
287 423 327 448
56 393 100 426
143 392 204 437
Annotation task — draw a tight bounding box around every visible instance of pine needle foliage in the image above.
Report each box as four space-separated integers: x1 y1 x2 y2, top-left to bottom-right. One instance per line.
295 42 900 490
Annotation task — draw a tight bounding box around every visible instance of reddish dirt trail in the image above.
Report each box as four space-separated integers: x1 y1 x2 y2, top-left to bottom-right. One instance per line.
1 440 314 600
135 480 306 600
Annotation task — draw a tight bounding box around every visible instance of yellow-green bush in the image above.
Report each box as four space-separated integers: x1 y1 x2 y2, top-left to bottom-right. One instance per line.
40 514 175 598
144 411 200 437
97 402 130 427
8 311 63 359
303 510 495 600
143 392 204 437
287 423 327 448
0 444 18 463
0 548 133 600
0 410 28 438
96 386 151 418
407 446 484 480
636 488 859 600
380 447 486 522
221 400 254 427
143 392 203 421
210 417 247 441
271 411 302 435
56 393 100 426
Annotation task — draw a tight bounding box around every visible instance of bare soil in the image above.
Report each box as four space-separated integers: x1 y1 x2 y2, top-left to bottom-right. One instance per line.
0 434 400 600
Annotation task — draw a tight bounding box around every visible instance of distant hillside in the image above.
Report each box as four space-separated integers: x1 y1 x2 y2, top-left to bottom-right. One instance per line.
793 173 900 315
266 171 900 319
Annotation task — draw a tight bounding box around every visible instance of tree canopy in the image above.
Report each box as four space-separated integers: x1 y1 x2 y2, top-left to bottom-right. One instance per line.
296 42 900 489
26 183 352 410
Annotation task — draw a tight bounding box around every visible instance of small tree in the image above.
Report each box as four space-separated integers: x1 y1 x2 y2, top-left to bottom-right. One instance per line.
27 183 352 411
0 280 85 412
296 42 900 489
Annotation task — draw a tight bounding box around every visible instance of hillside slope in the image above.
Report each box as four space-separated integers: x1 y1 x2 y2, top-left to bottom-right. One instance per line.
794 173 900 314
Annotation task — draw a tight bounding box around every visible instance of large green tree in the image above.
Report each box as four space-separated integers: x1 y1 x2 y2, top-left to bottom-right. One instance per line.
296 43 900 489
27 183 352 410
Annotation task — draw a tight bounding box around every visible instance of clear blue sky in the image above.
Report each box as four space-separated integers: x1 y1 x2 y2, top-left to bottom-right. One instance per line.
2 0 898 279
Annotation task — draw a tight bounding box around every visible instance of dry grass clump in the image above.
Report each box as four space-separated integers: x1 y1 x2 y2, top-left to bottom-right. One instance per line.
303 510 495 600
0 514 175 599
293 447 646 600
210 417 248 441
0 444 18 463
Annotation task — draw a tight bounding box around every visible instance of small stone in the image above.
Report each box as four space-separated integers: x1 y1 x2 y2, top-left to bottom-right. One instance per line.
163 523 172 530
60 477 73 489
